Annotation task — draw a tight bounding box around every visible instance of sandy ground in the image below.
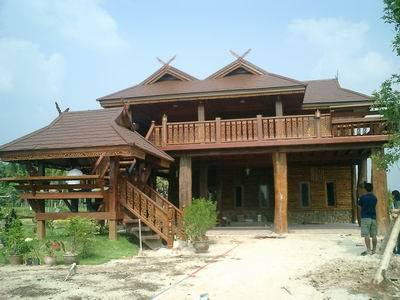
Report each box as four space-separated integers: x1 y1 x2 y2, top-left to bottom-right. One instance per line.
0 225 399 300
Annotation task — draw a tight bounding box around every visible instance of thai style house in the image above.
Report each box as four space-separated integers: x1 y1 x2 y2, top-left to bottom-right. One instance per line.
0 55 390 247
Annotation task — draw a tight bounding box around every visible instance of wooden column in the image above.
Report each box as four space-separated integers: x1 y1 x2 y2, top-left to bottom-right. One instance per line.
357 158 368 225
179 156 192 209
199 164 208 198
351 165 357 223
198 101 205 121
108 157 119 240
273 152 288 233
372 149 389 235
275 96 283 116
37 163 46 240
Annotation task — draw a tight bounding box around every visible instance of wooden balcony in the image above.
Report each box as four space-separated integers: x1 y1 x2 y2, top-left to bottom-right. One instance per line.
146 114 388 151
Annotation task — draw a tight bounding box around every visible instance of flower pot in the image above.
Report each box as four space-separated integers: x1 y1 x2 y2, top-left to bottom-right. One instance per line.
26 257 40 266
44 256 57 266
193 241 209 253
9 254 23 265
63 253 78 265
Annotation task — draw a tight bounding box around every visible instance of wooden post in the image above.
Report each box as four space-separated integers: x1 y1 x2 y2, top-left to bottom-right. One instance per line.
275 96 283 116
216 117 221 142
273 152 288 233
351 165 357 223
108 157 119 240
162 114 168 146
357 158 368 225
199 164 208 198
198 101 205 121
314 109 321 138
372 148 389 235
256 114 263 140
179 156 192 209
108 220 117 241
37 163 45 240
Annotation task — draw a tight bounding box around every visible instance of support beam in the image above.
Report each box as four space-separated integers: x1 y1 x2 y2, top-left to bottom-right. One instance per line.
275 96 283 116
198 101 205 121
179 156 192 209
357 158 368 225
108 220 117 241
372 149 389 235
273 152 288 233
37 163 45 240
351 165 357 223
199 164 208 198
108 157 119 240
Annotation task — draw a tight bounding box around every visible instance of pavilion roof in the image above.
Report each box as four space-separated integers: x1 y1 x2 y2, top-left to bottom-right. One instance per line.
0 107 173 163
302 79 371 108
98 58 371 108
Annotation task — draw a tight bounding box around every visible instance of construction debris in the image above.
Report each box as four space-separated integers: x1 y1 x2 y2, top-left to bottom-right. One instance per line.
64 263 77 281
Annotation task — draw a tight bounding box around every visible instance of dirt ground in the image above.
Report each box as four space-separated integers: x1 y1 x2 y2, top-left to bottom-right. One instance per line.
0 226 399 299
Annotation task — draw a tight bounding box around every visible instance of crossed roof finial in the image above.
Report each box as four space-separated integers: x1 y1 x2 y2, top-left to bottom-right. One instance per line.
229 48 252 60
156 55 176 67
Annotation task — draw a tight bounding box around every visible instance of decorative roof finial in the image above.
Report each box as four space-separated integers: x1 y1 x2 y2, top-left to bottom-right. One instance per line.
229 48 252 60
156 55 176 67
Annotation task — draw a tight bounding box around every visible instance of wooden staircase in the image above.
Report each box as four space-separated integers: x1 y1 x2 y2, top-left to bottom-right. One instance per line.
118 176 184 249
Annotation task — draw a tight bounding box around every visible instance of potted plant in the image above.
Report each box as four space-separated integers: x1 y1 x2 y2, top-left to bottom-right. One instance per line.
183 198 217 253
25 237 41 265
42 240 64 265
63 217 99 265
3 219 28 265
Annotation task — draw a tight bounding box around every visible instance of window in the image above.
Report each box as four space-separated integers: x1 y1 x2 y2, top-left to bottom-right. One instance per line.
234 186 243 208
259 184 269 208
300 182 310 208
326 181 336 206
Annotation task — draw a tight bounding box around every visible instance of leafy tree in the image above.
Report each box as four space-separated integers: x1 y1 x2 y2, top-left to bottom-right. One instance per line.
372 0 400 169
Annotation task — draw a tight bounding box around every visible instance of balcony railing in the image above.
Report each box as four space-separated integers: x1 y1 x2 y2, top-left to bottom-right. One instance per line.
147 114 387 148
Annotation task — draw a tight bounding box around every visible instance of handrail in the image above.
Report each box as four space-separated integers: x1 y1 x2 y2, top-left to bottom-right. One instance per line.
120 178 170 242
145 121 156 140
149 114 387 147
142 184 184 239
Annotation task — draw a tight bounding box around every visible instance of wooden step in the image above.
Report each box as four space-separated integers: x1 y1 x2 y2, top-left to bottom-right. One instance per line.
142 234 161 241
122 218 139 224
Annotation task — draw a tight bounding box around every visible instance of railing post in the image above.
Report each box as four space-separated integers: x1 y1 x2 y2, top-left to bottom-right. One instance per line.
167 205 174 248
162 114 168 146
256 115 263 140
216 117 221 143
314 109 321 138
145 121 156 140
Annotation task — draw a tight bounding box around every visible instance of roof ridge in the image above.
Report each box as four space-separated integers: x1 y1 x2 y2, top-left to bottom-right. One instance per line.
265 71 305 86
303 78 336 83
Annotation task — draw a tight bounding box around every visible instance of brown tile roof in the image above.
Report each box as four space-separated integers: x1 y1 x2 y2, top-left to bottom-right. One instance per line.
0 108 173 162
98 73 306 104
303 79 371 106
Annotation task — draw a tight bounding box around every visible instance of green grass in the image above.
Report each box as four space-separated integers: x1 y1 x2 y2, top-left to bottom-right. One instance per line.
1 216 139 265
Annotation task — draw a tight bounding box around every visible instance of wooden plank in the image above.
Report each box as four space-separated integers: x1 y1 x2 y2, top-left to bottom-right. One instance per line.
36 212 114 221
22 192 104 200
109 220 117 240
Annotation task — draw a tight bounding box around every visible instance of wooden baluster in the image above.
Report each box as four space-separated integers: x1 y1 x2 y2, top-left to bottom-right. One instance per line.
167 205 174 248
226 122 231 142
210 122 216 142
162 114 168 146
216 118 221 143
257 115 263 140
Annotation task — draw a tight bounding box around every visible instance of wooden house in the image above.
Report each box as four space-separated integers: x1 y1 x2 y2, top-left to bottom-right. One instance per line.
0 56 390 247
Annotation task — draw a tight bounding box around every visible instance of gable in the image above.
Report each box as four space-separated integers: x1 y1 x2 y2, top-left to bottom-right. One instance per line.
207 58 267 79
140 65 197 86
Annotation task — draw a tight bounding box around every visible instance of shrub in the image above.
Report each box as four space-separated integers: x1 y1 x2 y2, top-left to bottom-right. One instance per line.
2 219 30 256
64 217 99 257
183 198 217 241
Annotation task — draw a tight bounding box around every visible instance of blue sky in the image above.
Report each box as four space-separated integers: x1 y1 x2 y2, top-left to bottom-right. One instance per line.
0 0 399 188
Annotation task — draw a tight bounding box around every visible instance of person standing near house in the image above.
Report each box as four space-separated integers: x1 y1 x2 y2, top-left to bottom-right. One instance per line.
358 182 378 255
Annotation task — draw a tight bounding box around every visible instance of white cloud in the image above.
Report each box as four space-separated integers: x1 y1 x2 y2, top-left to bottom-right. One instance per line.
0 38 65 96
28 0 127 50
289 18 396 93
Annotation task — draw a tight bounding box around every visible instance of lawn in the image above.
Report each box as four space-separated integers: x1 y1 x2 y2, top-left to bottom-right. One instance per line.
1 208 139 265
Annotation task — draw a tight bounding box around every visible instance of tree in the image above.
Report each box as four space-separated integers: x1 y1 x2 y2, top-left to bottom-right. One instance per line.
372 0 400 169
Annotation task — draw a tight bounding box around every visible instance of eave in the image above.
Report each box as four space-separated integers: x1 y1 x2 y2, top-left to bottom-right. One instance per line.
99 85 306 107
